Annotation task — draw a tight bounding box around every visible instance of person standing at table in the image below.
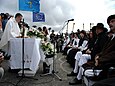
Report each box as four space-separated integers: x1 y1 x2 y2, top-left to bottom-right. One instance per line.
0 13 23 51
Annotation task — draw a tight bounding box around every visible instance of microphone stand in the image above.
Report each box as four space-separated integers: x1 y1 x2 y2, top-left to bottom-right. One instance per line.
58 19 74 34
40 40 62 81
58 21 68 34
52 41 62 81
15 19 38 86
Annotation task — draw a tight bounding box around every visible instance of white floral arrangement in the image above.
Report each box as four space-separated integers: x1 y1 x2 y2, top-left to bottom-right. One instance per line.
27 28 45 39
41 42 54 57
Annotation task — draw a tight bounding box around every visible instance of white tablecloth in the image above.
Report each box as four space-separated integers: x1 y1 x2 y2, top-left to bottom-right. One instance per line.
9 38 45 72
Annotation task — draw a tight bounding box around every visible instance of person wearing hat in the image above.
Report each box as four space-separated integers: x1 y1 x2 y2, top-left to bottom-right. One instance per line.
83 14 115 86
69 23 109 85
90 23 109 61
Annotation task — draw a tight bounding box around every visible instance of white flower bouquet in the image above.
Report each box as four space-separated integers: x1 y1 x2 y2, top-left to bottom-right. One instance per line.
41 42 54 58
27 28 45 38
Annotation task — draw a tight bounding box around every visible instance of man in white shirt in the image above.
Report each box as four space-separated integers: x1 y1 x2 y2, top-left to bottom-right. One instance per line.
0 13 23 51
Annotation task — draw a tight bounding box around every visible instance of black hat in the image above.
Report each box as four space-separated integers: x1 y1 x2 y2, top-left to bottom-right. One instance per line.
90 26 96 31
96 23 108 32
96 23 104 28
107 14 115 24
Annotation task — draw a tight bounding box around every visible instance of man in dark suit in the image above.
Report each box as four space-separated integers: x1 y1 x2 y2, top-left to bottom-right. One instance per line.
95 14 115 68
84 14 115 85
90 23 108 61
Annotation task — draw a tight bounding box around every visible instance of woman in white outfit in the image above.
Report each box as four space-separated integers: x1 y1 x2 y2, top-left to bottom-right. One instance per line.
67 30 95 76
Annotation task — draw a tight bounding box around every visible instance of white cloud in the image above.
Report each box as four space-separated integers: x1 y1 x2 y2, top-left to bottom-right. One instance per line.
0 0 115 32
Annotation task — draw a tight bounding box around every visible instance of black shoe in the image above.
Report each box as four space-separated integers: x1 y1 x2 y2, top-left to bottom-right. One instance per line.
67 71 77 76
8 67 20 73
69 78 82 85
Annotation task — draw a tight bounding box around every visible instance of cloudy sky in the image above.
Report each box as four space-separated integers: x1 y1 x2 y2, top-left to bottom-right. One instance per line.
0 0 115 33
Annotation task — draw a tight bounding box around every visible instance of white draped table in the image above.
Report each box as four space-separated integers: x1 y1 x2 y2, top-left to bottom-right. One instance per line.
9 38 45 76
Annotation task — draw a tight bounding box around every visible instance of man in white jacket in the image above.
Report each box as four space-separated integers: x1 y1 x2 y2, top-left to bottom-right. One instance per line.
0 13 23 51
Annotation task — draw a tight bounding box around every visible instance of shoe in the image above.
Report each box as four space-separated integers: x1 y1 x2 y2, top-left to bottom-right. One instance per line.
67 71 77 76
69 78 82 85
8 67 20 73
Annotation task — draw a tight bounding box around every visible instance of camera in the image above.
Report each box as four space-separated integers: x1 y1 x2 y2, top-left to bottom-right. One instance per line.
0 49 11 60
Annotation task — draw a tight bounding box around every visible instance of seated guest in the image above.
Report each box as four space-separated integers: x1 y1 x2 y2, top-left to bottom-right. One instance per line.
71 15 115 85
83 14 115 82
69 23 109 85
67 27 97 76
62 33 74 55
67 33 80 53
66 30 88 68
62 34 70 52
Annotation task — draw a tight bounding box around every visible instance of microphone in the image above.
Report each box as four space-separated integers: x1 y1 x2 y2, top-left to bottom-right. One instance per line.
67 19 74 22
